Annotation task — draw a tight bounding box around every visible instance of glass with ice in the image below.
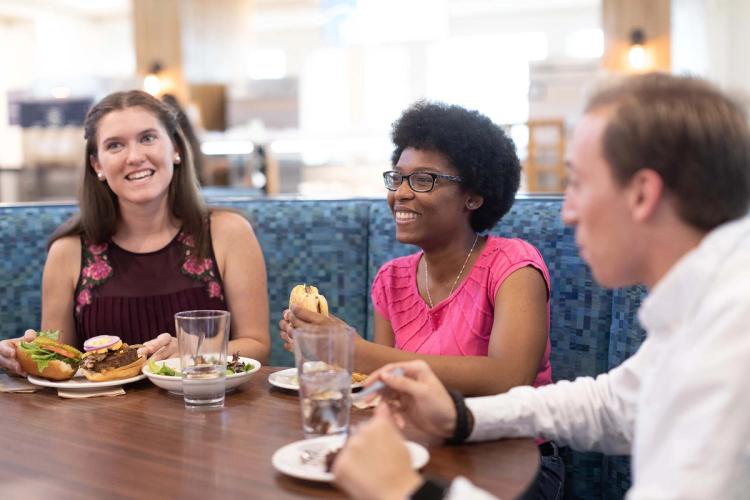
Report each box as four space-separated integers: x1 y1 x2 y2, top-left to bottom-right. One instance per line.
175 310 230 409
293 325 354 438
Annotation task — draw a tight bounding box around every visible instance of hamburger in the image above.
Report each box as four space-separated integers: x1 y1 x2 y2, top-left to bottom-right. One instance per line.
289 284 329 316
80 335 146 382
16 330 82 381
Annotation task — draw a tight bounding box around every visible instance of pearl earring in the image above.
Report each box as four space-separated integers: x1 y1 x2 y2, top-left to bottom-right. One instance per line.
97 172 105 181
174 154 181 164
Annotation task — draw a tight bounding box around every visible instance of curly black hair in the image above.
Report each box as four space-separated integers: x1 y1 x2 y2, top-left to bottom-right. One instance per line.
390 100 520 232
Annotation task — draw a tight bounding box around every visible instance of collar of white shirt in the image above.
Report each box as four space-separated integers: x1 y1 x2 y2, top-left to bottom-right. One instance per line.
638 217 750 336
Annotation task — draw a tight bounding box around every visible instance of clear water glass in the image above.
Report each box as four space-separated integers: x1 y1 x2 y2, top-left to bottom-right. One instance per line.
293 324 354 438
175 310 230 409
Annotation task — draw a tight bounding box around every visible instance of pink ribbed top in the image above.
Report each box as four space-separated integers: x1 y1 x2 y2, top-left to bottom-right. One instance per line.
371 236 552 388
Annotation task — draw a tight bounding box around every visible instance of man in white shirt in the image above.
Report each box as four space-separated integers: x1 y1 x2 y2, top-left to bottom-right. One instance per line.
332 73 750 499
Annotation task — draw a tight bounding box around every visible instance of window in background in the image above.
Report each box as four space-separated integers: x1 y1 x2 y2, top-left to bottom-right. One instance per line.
349 0 448 44
425 32 548 126
565 28 604 59
247 49 288 80
300 48 350 137
362 46 411 134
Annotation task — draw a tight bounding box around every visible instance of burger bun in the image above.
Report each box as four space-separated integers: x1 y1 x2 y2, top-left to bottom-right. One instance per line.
16 348 77 381
81 356 147 382
289 284 329 316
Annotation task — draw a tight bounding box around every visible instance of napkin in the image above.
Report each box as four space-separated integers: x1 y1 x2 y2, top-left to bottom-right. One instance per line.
57 386 126 398
0 373 42 393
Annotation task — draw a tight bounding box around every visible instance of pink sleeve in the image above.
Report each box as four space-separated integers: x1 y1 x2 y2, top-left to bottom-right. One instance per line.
489 239 551 306
370 265 391 321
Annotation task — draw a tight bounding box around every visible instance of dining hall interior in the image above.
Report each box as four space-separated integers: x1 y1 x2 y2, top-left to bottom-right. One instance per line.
1 1 749 500
0 0 748 202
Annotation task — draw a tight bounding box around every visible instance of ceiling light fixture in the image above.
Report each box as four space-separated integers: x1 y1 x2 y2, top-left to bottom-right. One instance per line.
627 28 648 71
143 62 164 96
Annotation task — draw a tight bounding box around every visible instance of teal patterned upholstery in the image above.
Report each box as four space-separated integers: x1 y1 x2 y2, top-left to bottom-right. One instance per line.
0 196 647 499
0 204 77 339
214 199 371 367
604 285 648 499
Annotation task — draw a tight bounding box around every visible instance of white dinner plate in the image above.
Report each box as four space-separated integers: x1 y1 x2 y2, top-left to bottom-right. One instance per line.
268 368 364 391
272 434 429 482
27 369 146 390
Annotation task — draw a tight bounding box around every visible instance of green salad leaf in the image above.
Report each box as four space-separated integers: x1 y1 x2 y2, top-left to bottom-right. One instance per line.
148 359 180 377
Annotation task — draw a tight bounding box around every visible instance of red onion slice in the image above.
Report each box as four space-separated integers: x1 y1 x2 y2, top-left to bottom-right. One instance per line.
84 335 121 352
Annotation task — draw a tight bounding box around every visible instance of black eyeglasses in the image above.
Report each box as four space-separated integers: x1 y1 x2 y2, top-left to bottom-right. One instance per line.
383 170 463 193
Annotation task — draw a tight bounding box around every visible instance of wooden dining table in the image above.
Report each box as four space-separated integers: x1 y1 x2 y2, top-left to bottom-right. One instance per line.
0 367 539 499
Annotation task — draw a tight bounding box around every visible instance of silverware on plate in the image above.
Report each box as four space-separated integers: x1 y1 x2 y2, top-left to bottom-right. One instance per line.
350 367 404 404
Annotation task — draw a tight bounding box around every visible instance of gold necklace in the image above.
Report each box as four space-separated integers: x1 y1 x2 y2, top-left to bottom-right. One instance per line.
424 234 479 309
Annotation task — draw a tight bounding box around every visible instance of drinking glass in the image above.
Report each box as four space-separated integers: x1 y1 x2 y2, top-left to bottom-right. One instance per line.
175 310 230 409
293 324 354 438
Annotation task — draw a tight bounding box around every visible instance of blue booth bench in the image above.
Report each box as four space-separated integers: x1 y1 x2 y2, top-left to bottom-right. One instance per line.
0 196 647 499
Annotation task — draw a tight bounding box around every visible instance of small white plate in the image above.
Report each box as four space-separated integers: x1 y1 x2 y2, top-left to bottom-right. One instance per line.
268 368 364 392
142 357 261 394
27 369 146 391
272 434 429 482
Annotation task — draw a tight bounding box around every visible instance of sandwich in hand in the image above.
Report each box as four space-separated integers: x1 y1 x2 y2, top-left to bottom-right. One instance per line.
16 330 82 381
80 335 146 382
289 284 329 316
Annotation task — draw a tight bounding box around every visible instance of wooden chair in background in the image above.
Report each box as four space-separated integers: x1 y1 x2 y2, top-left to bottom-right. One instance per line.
524 119 566 193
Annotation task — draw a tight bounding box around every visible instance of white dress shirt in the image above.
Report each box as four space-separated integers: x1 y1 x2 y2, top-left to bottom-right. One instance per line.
446 217 750 499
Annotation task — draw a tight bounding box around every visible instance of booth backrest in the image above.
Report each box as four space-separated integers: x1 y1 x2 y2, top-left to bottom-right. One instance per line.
0 196 647 499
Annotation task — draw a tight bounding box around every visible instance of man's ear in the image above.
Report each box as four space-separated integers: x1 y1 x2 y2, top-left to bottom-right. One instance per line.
466 195 484 211
628 168 664 222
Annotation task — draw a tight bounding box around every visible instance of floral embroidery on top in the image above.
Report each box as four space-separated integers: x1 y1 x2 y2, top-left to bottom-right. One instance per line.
76 241 113 314
74 231 224 316
177 232 225 301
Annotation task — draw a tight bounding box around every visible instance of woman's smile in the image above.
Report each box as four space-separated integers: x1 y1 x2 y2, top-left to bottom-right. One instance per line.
125 168 156 182
394 209 420 224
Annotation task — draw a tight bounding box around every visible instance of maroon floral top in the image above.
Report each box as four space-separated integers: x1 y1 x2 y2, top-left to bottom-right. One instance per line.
74 228 227 346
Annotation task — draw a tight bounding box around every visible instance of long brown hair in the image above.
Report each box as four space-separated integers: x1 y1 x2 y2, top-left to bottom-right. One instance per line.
50 90 211 258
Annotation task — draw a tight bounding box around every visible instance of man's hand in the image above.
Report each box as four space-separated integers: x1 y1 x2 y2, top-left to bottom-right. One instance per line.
333 403 423 500
368 360 457 439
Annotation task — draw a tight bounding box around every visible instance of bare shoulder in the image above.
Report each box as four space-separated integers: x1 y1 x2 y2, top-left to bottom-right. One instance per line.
47 235 81 264
45 235 81 284
210 209 255 240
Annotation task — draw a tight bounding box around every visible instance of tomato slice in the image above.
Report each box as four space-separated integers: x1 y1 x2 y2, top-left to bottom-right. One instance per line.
41 344 79 360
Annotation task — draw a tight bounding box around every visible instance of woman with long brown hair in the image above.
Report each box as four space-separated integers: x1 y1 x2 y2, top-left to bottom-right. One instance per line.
0 90 269 372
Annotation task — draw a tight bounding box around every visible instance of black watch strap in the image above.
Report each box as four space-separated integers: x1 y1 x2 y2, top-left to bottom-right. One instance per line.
410 477 448 500
445 389 472 445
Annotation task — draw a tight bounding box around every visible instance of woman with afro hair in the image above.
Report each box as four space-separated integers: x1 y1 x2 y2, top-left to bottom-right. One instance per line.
281 100 552 397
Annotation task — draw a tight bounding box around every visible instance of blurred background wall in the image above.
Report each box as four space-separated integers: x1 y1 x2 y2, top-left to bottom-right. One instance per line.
0 0 748 202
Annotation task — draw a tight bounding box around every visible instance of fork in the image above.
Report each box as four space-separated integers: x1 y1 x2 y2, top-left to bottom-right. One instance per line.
350 367 404 404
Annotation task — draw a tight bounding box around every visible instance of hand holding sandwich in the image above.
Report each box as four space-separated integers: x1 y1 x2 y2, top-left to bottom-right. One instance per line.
0 329 38 376
279 284 350 352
